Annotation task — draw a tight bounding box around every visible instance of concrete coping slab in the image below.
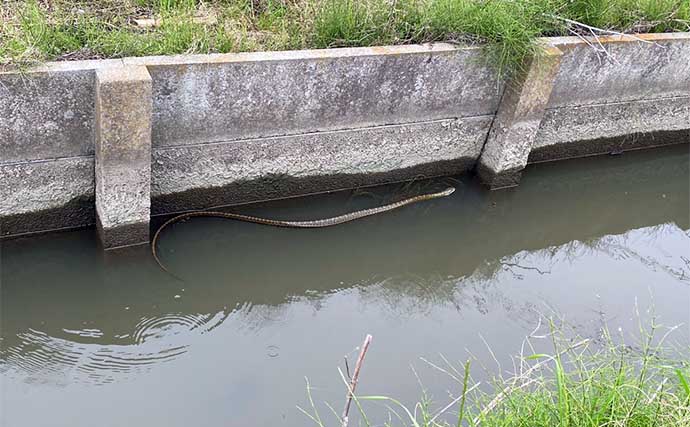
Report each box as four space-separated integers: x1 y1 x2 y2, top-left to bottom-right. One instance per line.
96 64 153 82
2 33 688 75
1 43 473 75
542 32 690 48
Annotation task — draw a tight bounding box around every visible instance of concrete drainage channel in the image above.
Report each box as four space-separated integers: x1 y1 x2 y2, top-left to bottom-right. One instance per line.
1 33 689 249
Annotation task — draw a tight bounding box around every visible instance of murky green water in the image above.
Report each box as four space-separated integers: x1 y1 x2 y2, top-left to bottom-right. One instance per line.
1 145 689 427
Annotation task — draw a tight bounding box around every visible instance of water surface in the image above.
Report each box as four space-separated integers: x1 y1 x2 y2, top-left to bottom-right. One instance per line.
1 145 689 426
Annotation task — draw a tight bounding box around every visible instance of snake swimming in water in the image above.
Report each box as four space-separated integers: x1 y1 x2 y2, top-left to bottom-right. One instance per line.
152 186 456 275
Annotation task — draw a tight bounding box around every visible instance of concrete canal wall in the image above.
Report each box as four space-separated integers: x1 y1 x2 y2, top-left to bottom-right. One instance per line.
1 33 689 247
477 33 690 187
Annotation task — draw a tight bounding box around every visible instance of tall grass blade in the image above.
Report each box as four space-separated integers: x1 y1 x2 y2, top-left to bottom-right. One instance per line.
676 369 690 403
456 359 471 427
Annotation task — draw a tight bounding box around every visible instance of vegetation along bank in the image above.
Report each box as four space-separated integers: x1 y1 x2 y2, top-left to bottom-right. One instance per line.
2 0 689 72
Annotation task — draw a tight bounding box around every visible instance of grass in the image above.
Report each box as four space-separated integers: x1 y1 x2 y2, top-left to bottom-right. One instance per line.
1 0 689 73
299 316 690 426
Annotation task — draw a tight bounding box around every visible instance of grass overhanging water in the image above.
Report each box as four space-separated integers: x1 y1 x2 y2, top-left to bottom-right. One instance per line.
1 0 689 73
300 312 690 426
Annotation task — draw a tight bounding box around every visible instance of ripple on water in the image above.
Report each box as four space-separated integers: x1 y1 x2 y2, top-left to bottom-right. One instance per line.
1 311 229 386
63 328 104 339
132 312 227 344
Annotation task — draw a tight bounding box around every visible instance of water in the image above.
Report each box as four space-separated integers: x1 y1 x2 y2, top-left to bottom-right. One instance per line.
1 145 689 427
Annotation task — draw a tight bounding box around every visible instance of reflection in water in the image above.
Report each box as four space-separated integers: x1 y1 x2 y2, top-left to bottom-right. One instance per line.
2 224 688 386
496 222 690 286
356 222 689 330
590 224 690 283
1 144 689 427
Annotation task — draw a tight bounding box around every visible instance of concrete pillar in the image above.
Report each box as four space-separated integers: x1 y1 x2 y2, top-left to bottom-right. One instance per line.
478 44 563 189
95 65 152 249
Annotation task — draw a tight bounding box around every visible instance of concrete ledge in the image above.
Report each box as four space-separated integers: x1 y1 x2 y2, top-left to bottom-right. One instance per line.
95 65 152 249
0 195 95 238
151 117 492 211
529 129 690 163
0 157 95 237
534 97 690 151
152 158 476 214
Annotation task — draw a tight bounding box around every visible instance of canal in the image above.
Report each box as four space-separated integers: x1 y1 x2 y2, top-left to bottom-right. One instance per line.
1 144 689 426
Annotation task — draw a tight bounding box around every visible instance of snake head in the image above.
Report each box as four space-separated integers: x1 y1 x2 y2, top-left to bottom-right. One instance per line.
441 187 456 196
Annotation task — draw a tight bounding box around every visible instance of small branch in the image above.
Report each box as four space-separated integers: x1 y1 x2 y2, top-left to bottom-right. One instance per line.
589 27 621 65
546 14 657 45
341 334 373 427
344 356 351 380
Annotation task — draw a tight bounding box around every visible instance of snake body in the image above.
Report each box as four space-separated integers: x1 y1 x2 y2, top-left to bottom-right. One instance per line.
152 186 455 274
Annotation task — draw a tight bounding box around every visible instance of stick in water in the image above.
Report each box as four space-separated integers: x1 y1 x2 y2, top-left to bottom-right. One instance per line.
341 334 373 427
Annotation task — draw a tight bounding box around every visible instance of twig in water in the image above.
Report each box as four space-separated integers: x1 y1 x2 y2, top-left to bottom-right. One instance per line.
341 334 373 427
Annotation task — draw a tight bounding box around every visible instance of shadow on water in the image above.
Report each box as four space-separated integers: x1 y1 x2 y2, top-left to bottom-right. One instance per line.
1 144 689 426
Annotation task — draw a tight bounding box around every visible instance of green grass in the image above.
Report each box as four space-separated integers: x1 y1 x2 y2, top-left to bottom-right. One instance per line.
299 318 690 426
1 0 689 73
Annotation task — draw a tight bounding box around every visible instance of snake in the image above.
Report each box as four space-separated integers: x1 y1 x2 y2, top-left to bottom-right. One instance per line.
152 186 456 275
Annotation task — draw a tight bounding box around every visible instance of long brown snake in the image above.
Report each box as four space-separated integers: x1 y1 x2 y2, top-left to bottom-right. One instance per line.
152 186 455 275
